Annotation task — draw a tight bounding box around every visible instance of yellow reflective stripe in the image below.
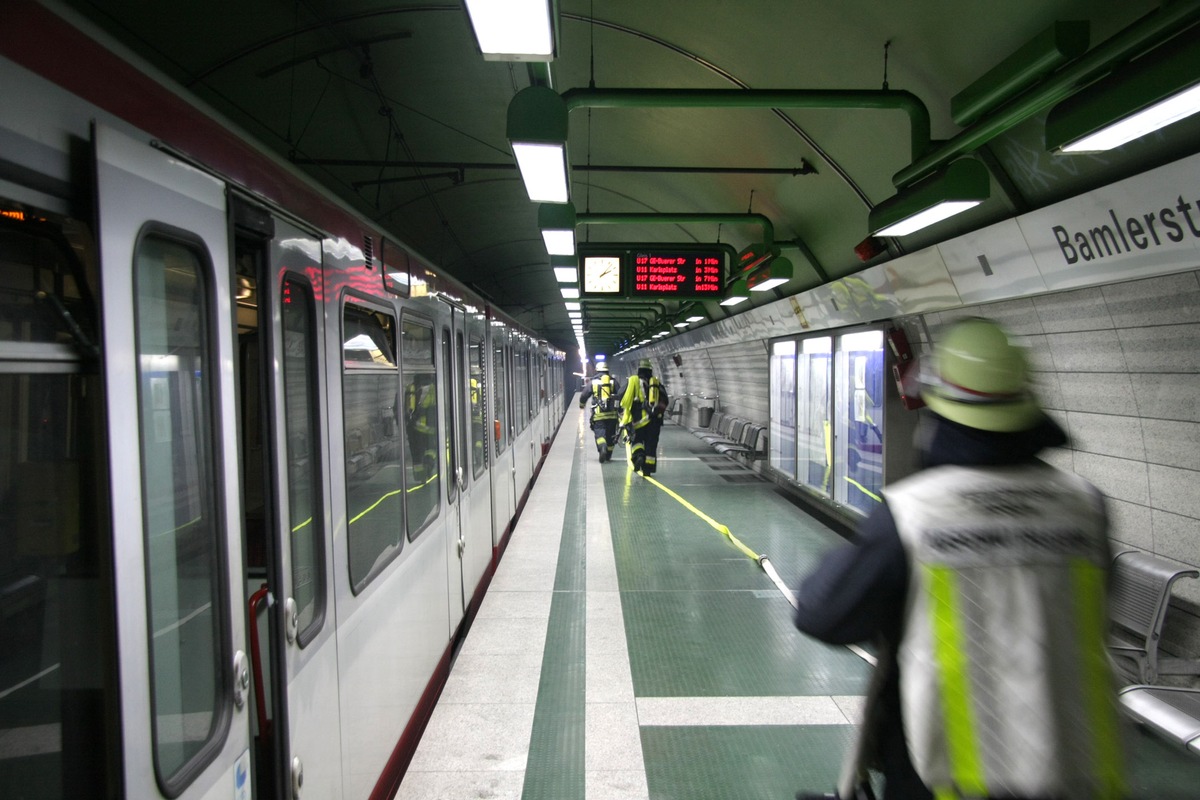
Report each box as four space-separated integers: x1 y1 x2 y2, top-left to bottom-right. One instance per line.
1071 559 1126 799
844 477 881 503
348 473 437 525
927 565 987 796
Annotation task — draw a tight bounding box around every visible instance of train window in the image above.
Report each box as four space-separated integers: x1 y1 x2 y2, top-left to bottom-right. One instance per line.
0 206 118 798
769 340 798 479
514 346 528 431
281 276 325 644
402 316 439 539
469 334 487 477
342 301 403 592
132 231 230 789
493 337 508 454
833 330 885 514
441 328 457 504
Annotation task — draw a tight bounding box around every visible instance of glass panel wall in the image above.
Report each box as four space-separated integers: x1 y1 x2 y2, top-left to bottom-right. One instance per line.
769 340 797 478
770 328 886 517
797 336 832 496
833 330 885 514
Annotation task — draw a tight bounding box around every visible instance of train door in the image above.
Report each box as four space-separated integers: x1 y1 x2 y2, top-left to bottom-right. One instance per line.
439 314 466 631
232 200 342 799
95 124 252 799
0 166 118 797
443 306 492 620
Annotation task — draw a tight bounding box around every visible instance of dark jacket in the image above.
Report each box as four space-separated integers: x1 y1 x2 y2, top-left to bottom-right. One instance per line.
792 411 1072 799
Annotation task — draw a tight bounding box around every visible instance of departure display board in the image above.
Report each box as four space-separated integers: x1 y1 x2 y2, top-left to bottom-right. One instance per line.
629 249 724 298
577 244 727 299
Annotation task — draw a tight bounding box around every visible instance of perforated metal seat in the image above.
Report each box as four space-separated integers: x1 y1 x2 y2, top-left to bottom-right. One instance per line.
1109 550 1200 684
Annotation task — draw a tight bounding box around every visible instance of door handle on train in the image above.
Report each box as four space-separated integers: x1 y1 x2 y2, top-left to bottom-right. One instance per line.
233 650 250 710
292 756 304 798
284 597 299 645
456 466 466 492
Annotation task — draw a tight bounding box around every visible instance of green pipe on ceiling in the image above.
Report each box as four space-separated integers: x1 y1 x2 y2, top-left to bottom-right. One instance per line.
577 212 775 247
561 87 931 164
894 0 1200 187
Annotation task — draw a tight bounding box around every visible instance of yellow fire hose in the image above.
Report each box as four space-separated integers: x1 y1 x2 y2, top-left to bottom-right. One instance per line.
623 437 876 667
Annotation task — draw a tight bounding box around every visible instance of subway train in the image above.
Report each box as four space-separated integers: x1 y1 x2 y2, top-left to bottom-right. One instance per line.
0 7 567 800
7 1 1200 799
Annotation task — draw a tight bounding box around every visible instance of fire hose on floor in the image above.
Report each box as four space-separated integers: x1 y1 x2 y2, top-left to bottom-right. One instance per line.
624 441 877 668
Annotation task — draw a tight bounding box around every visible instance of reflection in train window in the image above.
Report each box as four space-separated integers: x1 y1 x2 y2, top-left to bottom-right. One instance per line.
493 338 509 454
402 317 439 539
0 207 118 799
469 334 487 477
514 345 529 430
133 232 229 788
342 301 403 592
442 328 457 504
281 276 325 643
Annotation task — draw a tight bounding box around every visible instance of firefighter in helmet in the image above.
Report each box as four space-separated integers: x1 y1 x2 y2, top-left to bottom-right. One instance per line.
579 362 622 462
619 358 669 475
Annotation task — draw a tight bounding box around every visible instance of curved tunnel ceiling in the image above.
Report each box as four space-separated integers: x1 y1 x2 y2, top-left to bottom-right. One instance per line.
56 0 1200 356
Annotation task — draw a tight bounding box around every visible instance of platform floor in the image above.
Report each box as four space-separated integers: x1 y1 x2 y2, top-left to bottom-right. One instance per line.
397 403 1200 800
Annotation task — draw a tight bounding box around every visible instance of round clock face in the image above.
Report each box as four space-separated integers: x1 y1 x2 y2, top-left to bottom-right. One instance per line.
584 255 621 293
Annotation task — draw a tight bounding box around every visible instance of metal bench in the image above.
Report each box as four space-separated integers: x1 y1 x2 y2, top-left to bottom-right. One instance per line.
1119 685 1200 756
1109 550 1200 685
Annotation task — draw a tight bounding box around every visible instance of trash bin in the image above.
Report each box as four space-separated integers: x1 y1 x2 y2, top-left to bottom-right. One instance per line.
698 406 715 428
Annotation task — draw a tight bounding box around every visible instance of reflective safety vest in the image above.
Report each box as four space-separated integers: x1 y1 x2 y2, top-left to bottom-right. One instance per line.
590 374 619 420
620 375 665 429
886 463 1125 800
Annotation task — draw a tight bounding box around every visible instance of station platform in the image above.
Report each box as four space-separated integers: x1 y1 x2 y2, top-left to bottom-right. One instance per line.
397 402 1200 800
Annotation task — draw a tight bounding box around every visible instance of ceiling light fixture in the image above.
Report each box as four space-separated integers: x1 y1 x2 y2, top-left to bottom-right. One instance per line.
720 278 751 307
747 257 793 292
1046 32 1200 153
561 286 580 299
538 201 576 256
463 0 556 61
868 159 990 237
552 254 579 283
507 87 569 202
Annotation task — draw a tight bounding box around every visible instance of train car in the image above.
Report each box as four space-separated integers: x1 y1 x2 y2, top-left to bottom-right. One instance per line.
0 7 566 800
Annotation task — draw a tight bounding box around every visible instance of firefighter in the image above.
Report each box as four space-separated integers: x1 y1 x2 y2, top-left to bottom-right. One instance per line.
619 358 669 475
579 362 621 462
793 318 1123 800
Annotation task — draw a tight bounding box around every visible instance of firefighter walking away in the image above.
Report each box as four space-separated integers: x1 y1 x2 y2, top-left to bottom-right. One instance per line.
579 362 622 463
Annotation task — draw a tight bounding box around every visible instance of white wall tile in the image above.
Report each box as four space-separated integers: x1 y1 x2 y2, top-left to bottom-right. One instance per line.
1032 286 1115 333
1071 451 1150 506
1118 324 1200 373
1102 272 1200 329
1142 418 1200 471
1065 411 1146 460
1148 463 1200 519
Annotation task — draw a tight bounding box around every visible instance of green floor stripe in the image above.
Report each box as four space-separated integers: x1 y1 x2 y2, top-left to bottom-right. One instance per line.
521 434 586 800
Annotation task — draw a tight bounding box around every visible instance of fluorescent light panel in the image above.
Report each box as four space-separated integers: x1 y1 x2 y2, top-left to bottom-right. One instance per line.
873 200 983 237
554 266 578 282
749 277 789 292
464 0 553 59
542 228 575 256
565 302 580 311
720 295 749 307
673 321 690 328
512 143 568 202
686 315 705 322
1061 83 1200 152
560 286 580 298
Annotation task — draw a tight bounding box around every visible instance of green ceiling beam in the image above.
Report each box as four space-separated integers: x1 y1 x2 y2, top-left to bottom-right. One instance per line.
894 0 1200 187
561 87 931 164
577 213 774 247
